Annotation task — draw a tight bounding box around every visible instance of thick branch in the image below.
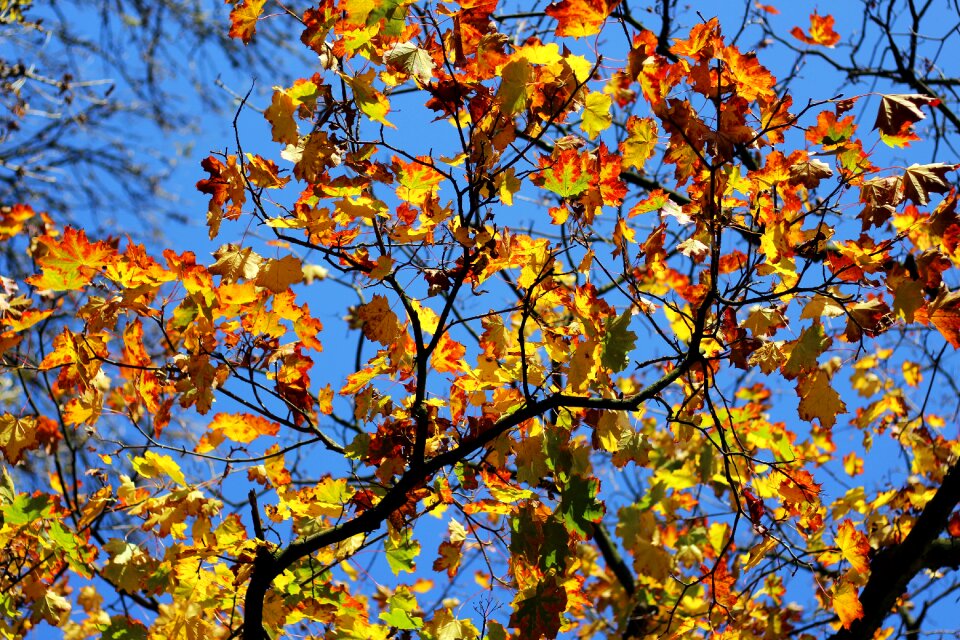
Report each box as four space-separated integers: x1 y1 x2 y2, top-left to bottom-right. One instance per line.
827 462 960 640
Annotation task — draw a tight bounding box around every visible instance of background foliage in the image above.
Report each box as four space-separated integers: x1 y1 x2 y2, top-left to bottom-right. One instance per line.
3 1 960 639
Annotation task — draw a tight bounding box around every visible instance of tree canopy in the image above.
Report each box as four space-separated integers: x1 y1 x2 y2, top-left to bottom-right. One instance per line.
3 1 960 639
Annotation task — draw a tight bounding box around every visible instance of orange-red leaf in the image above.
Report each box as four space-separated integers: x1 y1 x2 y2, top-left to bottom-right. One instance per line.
791 12 841 47
545 0 621 38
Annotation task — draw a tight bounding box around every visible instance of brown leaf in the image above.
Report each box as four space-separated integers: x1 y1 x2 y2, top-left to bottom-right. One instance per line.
902 163 958 206
789 158 833 188
873 94 939 136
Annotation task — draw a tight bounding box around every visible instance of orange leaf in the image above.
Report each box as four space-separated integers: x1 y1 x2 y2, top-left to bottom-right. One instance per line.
209 412 280 444
228 0 267 44
431 333 466 374
916 290 960 348
27 227 118 291
545 0 621 38
832 580 864 629
836 520 871 575
791 12 841 47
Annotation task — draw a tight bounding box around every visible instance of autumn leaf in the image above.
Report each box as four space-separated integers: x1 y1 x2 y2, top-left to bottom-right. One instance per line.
901 162 957 206
0 414 37 464
797 369 847 428
131 451 186 486
344 69 394 128
789 158 833 188
255 255 303 293
874 94 939 137
791 12 841 47
209 243 264 282
545 0 620 37
228 0 267 44
836 520 871 575
383 42 435 84
832 580 865 629
356 295 403 345
916 290 960 348
497 58 533 116
621 116 659 170
580 91 612 139
208 413 280 445
27 227 117 291
245 154 290 189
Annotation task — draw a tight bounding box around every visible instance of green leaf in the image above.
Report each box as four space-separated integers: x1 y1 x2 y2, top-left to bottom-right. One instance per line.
2 492 51 526
378 586 423 629
385 525 420 575
101 616 149 640
782 322 831 379
601 310 637 373
497 58 532 116
557 474 604 538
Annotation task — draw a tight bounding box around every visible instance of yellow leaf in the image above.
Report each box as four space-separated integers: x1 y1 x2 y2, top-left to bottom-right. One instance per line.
621 116 659 170
836 520 870 575
743 536 778 571
832 580 864 629
256 255 303 293
0 414 37 464
357 295 403 345
210 413 280 444
580 92 612 139
132 451 186 486
344 69 394 128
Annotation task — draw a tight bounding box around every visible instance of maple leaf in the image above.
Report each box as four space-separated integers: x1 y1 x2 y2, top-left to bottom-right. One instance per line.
620 116 659 170
196 155 246 239
383 42 435 84
206 413 280 445
916 290 960 348
509 576 568 638
545 0 621 38
255 255 303 293
228 0 267 44
27 227 118 291
356 295 403 345
832 580 865 629
791 12 841 47
901 162 958 206
344 69 394 128
874 94 939 137
789 158 833 188
580 91 612 139
432 540 464 579
0 414 37 464
209 244 263 282
245 154 290 189
836 520 871 575
431 333 466 374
